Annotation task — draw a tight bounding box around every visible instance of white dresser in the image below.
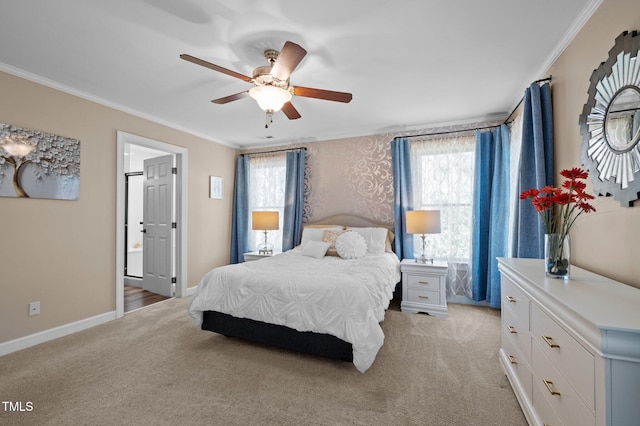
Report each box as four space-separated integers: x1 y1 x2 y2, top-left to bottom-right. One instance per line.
400 259 448 317
497 258 640 426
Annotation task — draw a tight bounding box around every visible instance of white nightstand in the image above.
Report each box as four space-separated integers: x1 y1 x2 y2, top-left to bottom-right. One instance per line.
243 251 280 262
400 259 448 317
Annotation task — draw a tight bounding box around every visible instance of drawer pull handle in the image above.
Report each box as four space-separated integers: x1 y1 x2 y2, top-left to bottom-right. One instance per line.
418 281 430 285
542 336 560 348
418 295 429 299
508 355 517 364
543 379 561 396
506 296 516 303
508 325 517 334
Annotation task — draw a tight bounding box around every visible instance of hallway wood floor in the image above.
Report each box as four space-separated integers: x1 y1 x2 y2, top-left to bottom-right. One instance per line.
124 284 171 313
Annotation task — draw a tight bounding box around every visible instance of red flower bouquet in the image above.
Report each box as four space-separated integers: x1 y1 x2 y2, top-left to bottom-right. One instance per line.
520 167 596 277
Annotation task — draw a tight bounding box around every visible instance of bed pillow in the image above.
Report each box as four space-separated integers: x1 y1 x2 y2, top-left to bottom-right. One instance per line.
345 227 388 255
385 230 395 252
335 231 368 259
322 229 344 256
301 240 331 259
300 226 343 246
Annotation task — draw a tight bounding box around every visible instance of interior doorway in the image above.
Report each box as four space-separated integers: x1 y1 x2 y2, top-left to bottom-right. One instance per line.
123 146 174 312
116 131 188 318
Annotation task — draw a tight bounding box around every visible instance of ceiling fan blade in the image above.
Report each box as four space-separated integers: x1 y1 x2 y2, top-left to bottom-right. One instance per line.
292 86 352 103
282 102 301 120
211 91 249 104
270 41 307 81
180 54 253 82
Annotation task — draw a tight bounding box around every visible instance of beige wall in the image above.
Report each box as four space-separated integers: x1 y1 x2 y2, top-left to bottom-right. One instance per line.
548 0 640 288
0 71 237 343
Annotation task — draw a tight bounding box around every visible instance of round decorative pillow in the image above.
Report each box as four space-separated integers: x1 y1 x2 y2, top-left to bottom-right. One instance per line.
335 231 368 259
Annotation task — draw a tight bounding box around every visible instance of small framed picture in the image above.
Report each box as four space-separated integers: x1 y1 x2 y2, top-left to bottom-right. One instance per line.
209 176 223 199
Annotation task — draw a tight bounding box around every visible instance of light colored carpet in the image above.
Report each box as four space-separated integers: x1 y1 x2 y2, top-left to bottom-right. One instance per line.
0 297 526 426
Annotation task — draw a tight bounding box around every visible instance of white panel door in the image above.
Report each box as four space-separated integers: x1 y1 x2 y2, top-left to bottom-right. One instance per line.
142 154 174 297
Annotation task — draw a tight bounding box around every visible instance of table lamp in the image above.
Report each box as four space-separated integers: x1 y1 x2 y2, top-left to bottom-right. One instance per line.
252 211 279 255
406 210 441 263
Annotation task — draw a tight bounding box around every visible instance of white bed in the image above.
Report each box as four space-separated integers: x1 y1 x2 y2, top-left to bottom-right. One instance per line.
188 216 400 372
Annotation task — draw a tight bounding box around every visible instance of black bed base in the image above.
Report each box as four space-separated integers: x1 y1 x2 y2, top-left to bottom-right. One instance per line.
202 311 353 362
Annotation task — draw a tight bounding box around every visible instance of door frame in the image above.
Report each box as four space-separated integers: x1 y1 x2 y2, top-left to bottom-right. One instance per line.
116 131 188 318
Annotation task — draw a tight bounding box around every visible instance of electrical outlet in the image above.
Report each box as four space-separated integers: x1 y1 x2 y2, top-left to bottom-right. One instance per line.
28 301 40 316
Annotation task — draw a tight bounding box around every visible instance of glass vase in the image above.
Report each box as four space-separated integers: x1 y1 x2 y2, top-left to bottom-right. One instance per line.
544 233 570 279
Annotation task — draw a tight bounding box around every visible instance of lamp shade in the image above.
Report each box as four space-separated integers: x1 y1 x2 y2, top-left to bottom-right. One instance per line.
252 211 279 230
249 85 292 112
406 210 441 234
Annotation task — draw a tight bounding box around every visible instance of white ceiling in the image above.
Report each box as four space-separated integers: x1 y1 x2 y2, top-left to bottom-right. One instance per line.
0 0 598 149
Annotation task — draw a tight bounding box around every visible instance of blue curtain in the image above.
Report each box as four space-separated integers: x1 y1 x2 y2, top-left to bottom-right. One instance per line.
282 150 306 251
471 125 510 308
391 137 414 260
511 82 554 258
230 155 250 264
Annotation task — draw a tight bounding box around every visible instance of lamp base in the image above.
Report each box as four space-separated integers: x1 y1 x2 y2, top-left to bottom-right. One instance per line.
259 229 273 255
415 234 434 263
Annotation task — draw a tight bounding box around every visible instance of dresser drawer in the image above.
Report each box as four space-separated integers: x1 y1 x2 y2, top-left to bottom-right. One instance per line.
501 276 530 330
405 273 442 291
531 304 595 409
532 377 565 426
532 342 595 426
502 300 532 366
502 332 533 401
407 287 441 305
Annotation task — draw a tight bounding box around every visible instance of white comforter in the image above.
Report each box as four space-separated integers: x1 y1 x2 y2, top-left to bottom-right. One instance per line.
188 249 400 372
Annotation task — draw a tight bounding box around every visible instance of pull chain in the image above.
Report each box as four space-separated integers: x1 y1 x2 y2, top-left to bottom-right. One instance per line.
265 111 274 128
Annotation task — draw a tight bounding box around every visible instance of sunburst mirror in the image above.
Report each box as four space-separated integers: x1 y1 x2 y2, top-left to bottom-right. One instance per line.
579 30 640 207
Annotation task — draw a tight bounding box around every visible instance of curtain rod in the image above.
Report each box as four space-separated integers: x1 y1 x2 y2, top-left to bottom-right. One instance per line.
401 76 553 140
503 76 552 124
399 123 501 139
241 147 307 156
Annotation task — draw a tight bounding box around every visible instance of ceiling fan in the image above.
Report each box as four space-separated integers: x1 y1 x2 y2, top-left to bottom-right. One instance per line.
180 41 352 127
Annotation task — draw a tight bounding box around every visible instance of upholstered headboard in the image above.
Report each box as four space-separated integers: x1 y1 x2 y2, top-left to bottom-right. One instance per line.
306 214 395 253
306 214 394 232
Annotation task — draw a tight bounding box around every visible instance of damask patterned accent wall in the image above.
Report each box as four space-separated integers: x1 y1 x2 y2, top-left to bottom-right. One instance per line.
303 134 394 224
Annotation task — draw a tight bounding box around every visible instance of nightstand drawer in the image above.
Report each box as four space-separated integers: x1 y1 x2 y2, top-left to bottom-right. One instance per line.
407 288 441 304
406 273 442 291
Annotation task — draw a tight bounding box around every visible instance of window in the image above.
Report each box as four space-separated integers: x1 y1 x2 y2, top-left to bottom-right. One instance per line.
411 135 475 262
411 135 475 297
247 153 286 252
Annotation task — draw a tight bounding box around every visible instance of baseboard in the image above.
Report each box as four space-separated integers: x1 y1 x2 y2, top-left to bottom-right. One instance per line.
186 285 197 297
124 276 142 287
447 295 491 307
0 311 116 357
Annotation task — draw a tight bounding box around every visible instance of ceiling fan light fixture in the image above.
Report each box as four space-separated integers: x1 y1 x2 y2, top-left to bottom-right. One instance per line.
249 85 292 112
